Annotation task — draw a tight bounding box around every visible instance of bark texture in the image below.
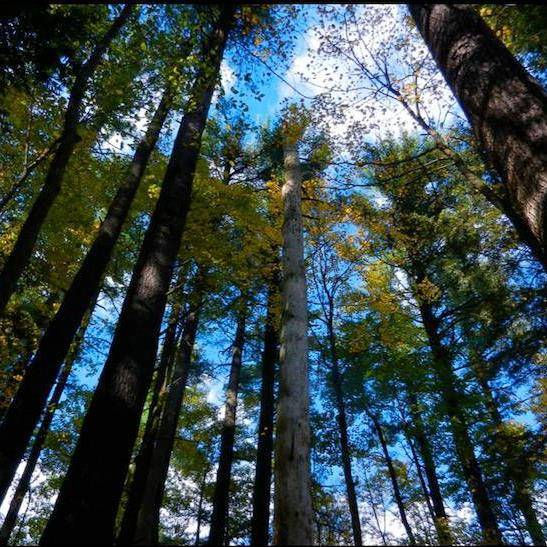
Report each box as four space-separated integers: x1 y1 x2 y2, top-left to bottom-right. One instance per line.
39 8 234 544
409 4 547 265
208 301 247 546
0 88 172 506
0 5 133 313
117 276 186 545
273 140 314 545
250 272 280 547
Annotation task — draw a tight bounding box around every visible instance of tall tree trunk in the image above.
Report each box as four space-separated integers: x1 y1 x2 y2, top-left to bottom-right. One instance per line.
365 409 416 545
409 4 547 266
273 136 314 545
195 467 208 546
418 300 503 544
39 8 234 545
403 429 435 522
251 271 279 547
0 296 95 545
130 275 205 545
405 391 452 545
0 87 172 505
0 5 134 313
470 352 545 546
326 306 362 546
117 272 187 545
207 300 247 546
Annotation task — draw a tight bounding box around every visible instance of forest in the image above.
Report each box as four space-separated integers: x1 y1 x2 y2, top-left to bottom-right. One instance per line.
0 3 545 546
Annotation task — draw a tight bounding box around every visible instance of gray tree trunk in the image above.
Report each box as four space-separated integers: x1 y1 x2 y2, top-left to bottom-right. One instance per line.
273 139 314 545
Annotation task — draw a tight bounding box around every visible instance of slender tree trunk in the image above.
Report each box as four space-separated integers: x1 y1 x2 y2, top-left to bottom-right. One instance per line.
470 353 545 546
326 307 362 546
207 301 247 545
195 467 208 546
273 137 314 545
0 292 97 545
399 422 435 523
366 409 416 545
405 391 452 545
409 4 547 266
251 272 279 546
0 87 172 506
39 9 234 545
130 276 205 545
0 5 133 314
418 300 503 544
117 273 187 545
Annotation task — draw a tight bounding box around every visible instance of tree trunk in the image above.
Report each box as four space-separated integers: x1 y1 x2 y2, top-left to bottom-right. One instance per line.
418 300 503 544
470 353 545 546
0 5 134 314
130 275 205 545
0 299 94 545
273 138 314 545
39 8 234 545
409 4 547 266
366 409 416 545
117 273 186 545
0 87 172 506
208 300 247 546
195 467 208 546
251 271 279 547
405 391 452 545
326 307 362 546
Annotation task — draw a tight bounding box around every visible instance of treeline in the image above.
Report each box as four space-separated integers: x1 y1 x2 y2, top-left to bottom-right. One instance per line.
0 4 545 546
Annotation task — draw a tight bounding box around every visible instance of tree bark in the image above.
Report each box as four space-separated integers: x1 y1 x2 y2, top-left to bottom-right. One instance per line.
0 297 94 545
326 306 362 546
208 300 247 546
365 408 416 545
273 139 314 545
39 8 234 545
418 300 503 544
130 275 205 545
251 271 279 547
0 4 134 314
405 391 452 545
409 4 547 266
0 87 172 505
117 273 186 545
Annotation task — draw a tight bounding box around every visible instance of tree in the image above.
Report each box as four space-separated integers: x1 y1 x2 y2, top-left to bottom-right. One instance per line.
409 4 547 267
39 7 235 544
0 86 172 506
250 266 280 546
208 296 247 545
273 107 314 545
0 4 134 313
